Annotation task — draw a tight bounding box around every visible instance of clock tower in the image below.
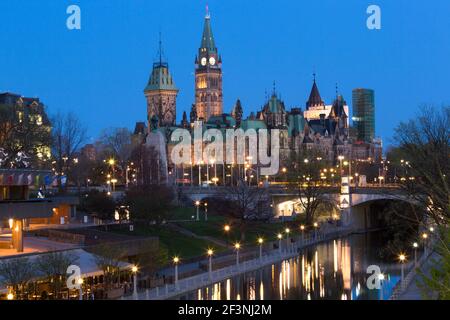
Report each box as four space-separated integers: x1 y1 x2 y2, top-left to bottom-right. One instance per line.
144 38 179 128
194 9 223 121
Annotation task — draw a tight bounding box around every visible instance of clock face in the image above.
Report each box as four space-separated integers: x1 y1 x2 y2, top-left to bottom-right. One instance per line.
209 57 216 66
201 57 207 66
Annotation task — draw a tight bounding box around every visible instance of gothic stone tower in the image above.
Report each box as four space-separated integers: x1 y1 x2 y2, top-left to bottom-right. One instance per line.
144 44 179 127
194 10 223 121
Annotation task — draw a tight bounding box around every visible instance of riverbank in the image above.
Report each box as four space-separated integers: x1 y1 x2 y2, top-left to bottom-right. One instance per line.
123 225 354 300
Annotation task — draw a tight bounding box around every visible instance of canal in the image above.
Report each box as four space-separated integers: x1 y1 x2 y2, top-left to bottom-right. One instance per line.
179 232 404 300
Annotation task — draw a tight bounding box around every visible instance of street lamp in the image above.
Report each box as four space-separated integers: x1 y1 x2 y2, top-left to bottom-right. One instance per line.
413 242 418 266
173 257 180 289
422 233 428 255
224 224 231 246
258 238 264 261
234 243 241 267
378 273 385 300
300 225 305 242
78 277 84 300
204 202 208 222
207 249 214 280
131 265 138 297
313 222 319 238
277 233 283 255
195 201 200 221
108 159 116 191
285 228 291 252
399 254 406 284
6 292 14 300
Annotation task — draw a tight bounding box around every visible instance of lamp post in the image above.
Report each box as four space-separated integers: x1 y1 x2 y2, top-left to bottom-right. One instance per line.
258 238 264 261
206 160 210 186
224 225 230 246
132 265 138 297
399 254 406 286
422 233 428 256
277 233 283 255
173 257 180 289
338 155 345 177
285 228 291 253
300 225 305 242
204 202 208 221
234 243 241 267
195 201 200 221
190 162 193 186
378 273 385 300
198 161 202 187
78 277 84 300
6 292 14 300
108 159 116 192
207 249 214 280
313 222 319 239
413 242 418 266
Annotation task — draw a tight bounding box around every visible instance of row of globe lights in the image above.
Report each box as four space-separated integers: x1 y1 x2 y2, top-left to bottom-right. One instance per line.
169 222 322 287
388 227 434 287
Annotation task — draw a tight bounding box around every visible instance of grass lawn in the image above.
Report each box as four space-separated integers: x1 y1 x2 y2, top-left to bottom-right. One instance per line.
109 223 224 260
175 211 297 246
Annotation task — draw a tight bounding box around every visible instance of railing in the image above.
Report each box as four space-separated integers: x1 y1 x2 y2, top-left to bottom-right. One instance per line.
389 241 435 300
123 226 352 300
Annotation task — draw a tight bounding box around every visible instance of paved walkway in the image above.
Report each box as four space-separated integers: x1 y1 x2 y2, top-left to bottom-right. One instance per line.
124 226 353 300
399 252 440 300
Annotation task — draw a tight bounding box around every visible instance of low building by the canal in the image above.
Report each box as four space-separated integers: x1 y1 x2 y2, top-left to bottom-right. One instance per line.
0 169 79 252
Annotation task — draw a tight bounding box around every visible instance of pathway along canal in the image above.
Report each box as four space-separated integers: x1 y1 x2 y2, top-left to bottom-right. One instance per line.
178 232 408 300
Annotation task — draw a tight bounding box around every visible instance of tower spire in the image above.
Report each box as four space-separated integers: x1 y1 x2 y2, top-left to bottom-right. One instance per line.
206 2 210 19
158 31 163 65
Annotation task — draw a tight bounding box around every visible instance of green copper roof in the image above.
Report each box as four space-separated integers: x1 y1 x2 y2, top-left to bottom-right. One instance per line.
265 94 286 113
144 63 178 92
288 113 306 137
200 16 217 53
240 119 267 131
206 114 236 129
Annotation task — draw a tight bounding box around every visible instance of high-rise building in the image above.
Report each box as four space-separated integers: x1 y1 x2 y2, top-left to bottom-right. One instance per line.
352 88 375 143
144 39 179 127
194 9 223 121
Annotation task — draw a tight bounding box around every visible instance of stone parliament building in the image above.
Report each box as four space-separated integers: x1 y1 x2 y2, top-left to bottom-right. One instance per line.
134 10 382 184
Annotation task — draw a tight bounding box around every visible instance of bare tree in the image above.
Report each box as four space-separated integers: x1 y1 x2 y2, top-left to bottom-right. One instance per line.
287 148 331 225
36 251 78 299
51 111 87 192
99 128 133 163
226 179 269 240
395 106 450 226
0 257 35 299
90 243 124 291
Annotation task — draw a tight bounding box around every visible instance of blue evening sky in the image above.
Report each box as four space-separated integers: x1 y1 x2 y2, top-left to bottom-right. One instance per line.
1 0 449 146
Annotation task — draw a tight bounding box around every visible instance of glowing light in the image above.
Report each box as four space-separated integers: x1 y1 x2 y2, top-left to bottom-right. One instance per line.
234 243 241 250
413 242 418 248
7 293 14 300
398 254 406 263
224 225 230 232
277 233 283 240
132 265 138 273
173 257 180 264
300 225 305 231
258 238 264 244
207 249 214 256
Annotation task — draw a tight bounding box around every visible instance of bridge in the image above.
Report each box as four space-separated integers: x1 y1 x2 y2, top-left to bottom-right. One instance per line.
178 185 418 231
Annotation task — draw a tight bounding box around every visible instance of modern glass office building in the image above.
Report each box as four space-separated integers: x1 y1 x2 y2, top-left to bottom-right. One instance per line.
352 89 375 143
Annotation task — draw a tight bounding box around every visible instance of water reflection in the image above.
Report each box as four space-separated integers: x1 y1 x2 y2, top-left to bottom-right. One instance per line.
181 233 401 300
